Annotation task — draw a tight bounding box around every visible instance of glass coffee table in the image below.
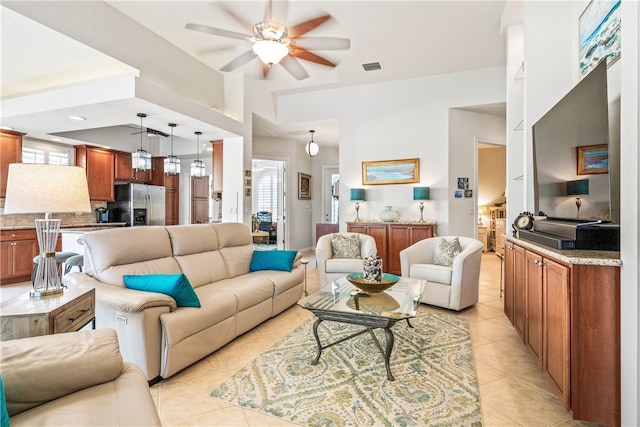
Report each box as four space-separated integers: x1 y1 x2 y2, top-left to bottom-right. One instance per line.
298 275 425 381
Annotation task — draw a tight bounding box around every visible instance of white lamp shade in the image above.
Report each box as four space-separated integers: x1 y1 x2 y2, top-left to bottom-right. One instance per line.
305 142 319 157
252 40 289 65
4 164 91 214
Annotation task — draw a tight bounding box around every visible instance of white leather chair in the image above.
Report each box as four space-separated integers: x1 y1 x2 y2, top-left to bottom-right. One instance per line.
399 236 483 311
315 232 377 285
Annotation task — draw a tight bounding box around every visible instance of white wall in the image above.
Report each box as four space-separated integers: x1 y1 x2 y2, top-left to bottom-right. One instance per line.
277 66 506 236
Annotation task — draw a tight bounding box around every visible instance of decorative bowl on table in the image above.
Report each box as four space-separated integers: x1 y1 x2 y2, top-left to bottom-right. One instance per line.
346 272 400 294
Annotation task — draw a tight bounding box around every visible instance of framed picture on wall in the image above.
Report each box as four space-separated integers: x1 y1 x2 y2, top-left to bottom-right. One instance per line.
579 0 621 76
361 158 420 185
298 173 311 199
577 144 608 174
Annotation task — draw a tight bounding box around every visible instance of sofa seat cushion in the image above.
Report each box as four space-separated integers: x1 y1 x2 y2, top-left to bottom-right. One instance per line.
210 276 274 311
9 363 161 427
325 258 365 274
409 263 453 285
0 329 123 416
250 267 304 297
161 288 237 346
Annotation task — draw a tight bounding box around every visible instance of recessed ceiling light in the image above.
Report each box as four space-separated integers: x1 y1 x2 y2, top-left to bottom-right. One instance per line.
68 115 86 121
1 126 14 130
51 137 64 142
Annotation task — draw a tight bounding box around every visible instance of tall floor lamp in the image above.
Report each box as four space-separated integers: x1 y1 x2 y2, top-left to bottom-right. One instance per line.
4 164 91 298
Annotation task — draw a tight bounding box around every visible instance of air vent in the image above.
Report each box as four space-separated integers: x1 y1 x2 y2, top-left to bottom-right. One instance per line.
362 61 383 72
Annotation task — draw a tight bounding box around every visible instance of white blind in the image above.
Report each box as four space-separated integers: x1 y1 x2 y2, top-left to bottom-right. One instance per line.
256 171 278 213
22 141 73 165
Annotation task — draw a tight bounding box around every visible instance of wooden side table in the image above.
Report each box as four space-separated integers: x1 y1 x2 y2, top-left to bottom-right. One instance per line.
0 287 95 341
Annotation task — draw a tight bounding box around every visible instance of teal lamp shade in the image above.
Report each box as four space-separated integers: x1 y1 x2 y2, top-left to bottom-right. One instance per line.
567 179 589 195
350 188 365 201
413 187 430 201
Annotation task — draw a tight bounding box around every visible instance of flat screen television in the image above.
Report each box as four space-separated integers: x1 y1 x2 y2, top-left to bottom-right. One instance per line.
532 60 618 223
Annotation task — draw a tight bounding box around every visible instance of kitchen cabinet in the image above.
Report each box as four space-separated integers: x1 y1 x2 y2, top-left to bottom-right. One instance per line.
0 229 61 285
75 145 115 201
211 140 223 193
504 237 620 425
1 130 24 198
114 151 151 183
151 157 179 225
346 222 435 274
191 176 209 224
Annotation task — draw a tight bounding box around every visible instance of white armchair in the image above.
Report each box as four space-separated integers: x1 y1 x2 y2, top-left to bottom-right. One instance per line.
315 233 378 285
399 236 483 311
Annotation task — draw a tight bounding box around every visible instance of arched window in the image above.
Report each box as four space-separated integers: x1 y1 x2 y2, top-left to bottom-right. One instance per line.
256 170 278 213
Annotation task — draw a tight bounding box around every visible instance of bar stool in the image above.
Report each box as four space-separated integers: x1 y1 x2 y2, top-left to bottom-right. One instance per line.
31 251 78 284
65 254 84 274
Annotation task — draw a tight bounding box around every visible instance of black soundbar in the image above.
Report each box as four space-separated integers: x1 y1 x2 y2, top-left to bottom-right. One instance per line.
518 230 575 250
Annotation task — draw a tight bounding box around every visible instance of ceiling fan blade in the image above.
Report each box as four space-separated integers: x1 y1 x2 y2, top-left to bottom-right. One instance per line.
219 4 253 31
279 55 309 80
293 37 350 51
185 23 249 41
264 0 273 22
288 15 331 38
290 48 336 67
269 0 288 23
220 50 257 72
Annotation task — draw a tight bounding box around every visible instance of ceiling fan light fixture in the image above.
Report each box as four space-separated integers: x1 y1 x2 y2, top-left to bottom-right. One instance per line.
253 40 289 66
305 129 319 157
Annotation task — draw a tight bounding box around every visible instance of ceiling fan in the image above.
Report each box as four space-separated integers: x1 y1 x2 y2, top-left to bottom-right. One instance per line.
185 0 350 80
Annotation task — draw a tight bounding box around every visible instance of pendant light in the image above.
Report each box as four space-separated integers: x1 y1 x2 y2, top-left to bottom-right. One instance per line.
132 113 151 171
305 129 319 157
164 123 181 175
190 131 205 178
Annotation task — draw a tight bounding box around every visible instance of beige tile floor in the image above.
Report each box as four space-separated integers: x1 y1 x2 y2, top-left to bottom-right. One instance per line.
1 252 599 426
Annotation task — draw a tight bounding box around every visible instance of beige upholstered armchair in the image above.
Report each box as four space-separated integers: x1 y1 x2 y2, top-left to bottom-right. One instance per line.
399 236 483 311
315 232 378 285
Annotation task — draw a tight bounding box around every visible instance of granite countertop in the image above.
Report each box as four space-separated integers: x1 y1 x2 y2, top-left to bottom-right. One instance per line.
0 223 126 231
504 234 621 266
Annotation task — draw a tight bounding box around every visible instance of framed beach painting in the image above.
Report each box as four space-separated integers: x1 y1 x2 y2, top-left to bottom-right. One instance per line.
579 0 621 76
577 144 608 175
362 158 420 185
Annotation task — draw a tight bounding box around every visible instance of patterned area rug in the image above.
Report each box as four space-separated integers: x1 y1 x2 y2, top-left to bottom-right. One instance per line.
210 313 482 426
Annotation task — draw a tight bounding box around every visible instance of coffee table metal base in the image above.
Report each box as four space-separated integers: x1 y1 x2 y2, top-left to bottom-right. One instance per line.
308 310 413 381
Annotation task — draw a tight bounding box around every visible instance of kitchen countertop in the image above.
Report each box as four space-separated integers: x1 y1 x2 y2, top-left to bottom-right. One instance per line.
0 223 126 231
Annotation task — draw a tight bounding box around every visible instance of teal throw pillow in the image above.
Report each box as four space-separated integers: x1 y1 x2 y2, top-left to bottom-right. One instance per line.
250 250 297 272
433 237 462 267
123 273 201 308
1 374 8 427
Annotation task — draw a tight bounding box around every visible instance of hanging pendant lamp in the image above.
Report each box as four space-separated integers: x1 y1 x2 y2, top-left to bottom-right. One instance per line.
164 123 181 175
190 131 205 178
305 129 319 157
132 113 151 171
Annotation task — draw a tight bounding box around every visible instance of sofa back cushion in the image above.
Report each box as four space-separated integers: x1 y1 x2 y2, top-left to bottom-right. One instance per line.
0 329 123 416
213 223 255 278
82 226 180 286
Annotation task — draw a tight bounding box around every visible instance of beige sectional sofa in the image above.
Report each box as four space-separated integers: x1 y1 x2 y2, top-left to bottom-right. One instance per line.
65 222 304 383
1 328 161 426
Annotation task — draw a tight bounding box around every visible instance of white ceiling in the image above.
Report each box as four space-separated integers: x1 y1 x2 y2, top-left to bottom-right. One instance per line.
0 1 509 154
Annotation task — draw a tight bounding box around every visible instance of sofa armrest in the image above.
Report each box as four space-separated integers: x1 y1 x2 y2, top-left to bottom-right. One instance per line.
65 272 177 312
0 329 123 417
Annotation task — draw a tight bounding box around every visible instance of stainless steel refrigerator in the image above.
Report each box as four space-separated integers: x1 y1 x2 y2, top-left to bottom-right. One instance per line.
108 183 166 226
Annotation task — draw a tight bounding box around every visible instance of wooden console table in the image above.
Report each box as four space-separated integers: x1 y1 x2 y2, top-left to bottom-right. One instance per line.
346 222 436 275
0 287 95 341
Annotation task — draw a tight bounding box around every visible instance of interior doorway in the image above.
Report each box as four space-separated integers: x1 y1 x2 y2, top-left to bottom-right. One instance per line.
476 140 506 253
251 158 286 249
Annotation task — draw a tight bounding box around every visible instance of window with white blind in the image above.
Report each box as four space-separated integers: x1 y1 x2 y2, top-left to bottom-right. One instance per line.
256 171 278 213
21 140 73 165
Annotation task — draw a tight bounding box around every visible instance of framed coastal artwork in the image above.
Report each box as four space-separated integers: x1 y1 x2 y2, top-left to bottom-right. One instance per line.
577 144 608 175
579 0 621 76
362 158 420 185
